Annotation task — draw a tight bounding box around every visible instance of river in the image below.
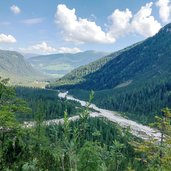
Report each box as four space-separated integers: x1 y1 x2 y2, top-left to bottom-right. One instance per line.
58 91 161 140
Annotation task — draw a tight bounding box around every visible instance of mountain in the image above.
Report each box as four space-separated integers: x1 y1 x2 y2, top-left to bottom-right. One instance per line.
21 53 40 59
0 50 45 85
28 51 109 78
50 23 171 123
50 43 140 87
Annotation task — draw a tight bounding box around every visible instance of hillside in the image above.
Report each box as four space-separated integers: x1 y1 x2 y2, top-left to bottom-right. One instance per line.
28 51 109 77
50 42 141 87
50 23 171 123
21 53 40 59
0 50 45 85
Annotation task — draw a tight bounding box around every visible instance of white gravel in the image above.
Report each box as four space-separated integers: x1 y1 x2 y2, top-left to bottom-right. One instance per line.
58 91 161 140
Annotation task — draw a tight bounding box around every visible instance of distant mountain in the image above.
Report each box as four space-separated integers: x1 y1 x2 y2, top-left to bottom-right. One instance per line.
28 51 109 78
50 23 171 123
50 43 140 87
21 53 40 59
0 50 45 85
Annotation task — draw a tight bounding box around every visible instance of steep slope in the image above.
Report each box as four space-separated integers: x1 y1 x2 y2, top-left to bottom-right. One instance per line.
50 42 141 87
50 23 171 123
21 53 40 59
28 51 109 77
0 50 44 84
52 24 171 90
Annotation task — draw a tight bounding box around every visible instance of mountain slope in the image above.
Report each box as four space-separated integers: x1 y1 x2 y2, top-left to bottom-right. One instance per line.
50 42 141 87
50 23 171 123
21 53 40 59
28 51 109 77
0 50 44 84
52 24 171 90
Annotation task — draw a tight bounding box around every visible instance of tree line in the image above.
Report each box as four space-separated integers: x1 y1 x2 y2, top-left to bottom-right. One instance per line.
0 77 171 170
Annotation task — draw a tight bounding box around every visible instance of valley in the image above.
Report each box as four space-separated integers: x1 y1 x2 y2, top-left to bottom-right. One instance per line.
58 91 161 140
50 23 171 124
1 1 171 169
0 50 48 86
23 90 161 140
28 51 109 78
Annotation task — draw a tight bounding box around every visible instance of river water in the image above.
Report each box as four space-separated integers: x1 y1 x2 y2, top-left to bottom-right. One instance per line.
58 91 161 140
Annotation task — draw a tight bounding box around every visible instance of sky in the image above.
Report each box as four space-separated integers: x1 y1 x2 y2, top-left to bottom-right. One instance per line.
0 0 171 54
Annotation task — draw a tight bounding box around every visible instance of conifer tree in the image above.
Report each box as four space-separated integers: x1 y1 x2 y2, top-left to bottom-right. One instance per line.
134 108 171 170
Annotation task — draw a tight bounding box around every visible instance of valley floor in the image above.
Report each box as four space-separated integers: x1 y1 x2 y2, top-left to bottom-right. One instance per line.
41 91 161 140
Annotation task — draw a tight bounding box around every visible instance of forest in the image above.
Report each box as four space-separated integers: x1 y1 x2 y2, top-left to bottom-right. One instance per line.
69 75 171 124
15 87 83 121
0 77 171 171
49 24 171 124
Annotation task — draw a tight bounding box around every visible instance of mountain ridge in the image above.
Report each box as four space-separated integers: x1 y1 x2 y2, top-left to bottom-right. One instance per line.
50 23 171 90
0 49 45 84
49 23 171 123
28 50 109 78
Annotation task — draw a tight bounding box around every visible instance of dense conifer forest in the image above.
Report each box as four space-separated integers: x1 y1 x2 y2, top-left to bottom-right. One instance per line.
0 78 171 170
15 87 83 121
50 23 171 124
69 75 171 124
1 1 171 171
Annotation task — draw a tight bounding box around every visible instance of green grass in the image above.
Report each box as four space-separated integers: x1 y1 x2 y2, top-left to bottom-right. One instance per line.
42 63 73 71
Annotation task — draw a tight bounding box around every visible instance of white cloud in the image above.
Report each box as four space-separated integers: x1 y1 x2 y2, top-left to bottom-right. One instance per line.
0 34 16 43
108 8 133 39
10 5 21 14
56 47 81 53
30 42 56 53
55 3 161 44
132 2 162 37
19 42 81 54
156 0 171 23
55 4 115 44
19 42 56 53
21 18 45 25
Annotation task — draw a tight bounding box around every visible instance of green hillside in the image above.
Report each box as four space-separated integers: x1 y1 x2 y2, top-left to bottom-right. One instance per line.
50 43 140 87
28 51 109 78
50 23 171 123
0 50 45 85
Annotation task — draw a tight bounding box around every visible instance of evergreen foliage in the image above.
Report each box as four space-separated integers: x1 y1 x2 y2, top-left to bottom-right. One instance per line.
0 79 171 170
15 87 83 121
50 23 171 124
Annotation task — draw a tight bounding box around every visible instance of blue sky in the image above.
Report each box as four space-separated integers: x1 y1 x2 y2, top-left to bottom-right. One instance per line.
0 0 171 54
